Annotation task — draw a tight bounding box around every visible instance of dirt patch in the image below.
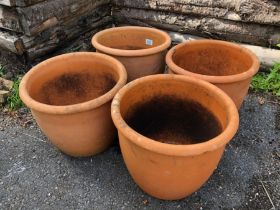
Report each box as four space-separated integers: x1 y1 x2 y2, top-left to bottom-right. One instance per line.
125 95 222 145
35 72 116 106
174 48 250 76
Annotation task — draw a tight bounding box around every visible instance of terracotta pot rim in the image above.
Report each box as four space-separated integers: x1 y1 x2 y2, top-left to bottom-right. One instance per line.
19 52 127 115
92 26 172 57
111 74 239 156
166 39 260 83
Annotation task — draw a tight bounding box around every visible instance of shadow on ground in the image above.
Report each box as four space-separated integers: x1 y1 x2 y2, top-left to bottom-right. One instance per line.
0 93 279 209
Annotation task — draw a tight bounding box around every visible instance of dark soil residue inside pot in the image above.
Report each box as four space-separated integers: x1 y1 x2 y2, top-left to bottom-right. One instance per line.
125 95 223 145
174 48 250 76
36 72 116 106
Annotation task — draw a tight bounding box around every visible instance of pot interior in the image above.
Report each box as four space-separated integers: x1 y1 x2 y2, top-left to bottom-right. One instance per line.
120 79 228 145
172 42 253 76
27 56 119 106
96 28 167 50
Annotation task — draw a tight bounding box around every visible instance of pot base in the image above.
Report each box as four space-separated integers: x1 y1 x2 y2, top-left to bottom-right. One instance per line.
166 40 260 109
20 52 127 157
92 26 172 81
112 74 239 200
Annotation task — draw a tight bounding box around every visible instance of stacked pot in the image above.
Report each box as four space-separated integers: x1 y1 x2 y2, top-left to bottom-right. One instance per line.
19 26 260 200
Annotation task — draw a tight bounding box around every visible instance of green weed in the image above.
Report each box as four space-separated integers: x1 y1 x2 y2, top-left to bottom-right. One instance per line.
0 63 24 110
251 63 280 96
7 76 24 110
0 64 6 77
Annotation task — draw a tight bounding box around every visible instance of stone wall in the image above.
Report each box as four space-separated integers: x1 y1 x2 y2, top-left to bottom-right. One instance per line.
112 0 280 47
1 0 280 60
0 0 112 59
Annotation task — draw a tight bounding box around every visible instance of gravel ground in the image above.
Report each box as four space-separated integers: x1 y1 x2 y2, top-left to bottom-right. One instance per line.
0 93 279 210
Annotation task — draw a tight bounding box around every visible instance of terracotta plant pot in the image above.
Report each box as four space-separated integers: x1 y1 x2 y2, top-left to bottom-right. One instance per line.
166 40 260 109
111 74 239 200
20 52 127 157
92 26 171 81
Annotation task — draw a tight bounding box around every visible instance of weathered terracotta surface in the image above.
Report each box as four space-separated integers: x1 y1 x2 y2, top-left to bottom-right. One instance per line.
92 26 171 81
111 74 239 200
166 40 260 109
20 52 127 157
